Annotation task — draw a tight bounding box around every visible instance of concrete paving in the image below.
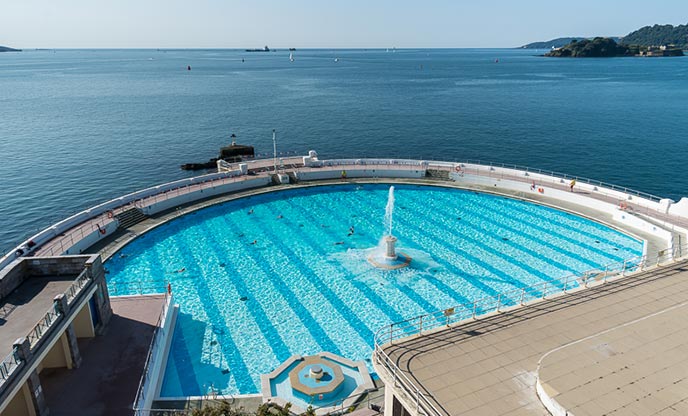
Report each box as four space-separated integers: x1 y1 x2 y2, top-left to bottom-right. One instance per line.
383 261 688 416
40 295 166 416
539 302 688 416
0 276 75 358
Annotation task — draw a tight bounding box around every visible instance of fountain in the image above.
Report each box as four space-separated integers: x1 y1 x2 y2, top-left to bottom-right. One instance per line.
261 352 374 416
367 186 412 270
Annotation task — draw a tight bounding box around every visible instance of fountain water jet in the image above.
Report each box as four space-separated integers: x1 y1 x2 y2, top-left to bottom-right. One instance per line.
368 186 412 270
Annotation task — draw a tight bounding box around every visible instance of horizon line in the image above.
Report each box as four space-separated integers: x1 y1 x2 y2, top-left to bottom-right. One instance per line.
7 46 552 51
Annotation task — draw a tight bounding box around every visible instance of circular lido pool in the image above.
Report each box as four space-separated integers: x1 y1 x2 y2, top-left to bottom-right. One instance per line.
104 183 643 397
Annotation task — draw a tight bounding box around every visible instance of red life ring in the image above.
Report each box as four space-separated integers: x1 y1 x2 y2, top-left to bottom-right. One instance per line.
455 165 462 172
107 211 114 219
99 228 107 235
538 187 544 194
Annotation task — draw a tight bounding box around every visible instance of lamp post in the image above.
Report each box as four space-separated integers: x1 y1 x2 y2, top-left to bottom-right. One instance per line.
272 129 277 173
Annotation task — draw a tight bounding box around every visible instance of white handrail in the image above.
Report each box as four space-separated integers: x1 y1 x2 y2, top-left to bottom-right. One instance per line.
4 156 685 270
372 243 687 416
132 292 172 414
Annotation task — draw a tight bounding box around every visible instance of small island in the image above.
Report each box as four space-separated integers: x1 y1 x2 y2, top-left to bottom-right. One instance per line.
0 45 21 52
521 37 619 49
545 37 683 58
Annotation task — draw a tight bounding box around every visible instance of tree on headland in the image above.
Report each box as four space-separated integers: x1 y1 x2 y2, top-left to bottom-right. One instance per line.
545 36 684 57
621 23 688 48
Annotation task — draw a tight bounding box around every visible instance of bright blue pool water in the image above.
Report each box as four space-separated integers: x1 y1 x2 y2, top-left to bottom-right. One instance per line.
105 184 643 397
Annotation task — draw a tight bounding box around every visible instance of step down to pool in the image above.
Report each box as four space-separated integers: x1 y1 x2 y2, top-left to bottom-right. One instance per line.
426 169 450 180
287 171 298 183
115 207 148 229
271 173 291 185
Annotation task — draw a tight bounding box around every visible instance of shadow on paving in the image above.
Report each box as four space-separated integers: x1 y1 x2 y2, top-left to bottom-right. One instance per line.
40 314 157 416
383 260 688 416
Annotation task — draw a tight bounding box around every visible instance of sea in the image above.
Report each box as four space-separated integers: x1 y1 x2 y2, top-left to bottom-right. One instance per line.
1 48 686 253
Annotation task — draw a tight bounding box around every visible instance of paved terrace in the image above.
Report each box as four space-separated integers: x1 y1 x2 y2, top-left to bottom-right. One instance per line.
382 260 688 416
40 295 166 416
29 160 688 259
0 275 75 358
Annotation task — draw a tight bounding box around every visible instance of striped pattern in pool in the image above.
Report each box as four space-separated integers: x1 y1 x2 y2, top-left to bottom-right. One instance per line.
104 184 643 396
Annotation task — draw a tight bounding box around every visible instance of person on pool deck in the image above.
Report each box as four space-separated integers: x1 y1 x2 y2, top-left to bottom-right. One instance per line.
569 179 576 192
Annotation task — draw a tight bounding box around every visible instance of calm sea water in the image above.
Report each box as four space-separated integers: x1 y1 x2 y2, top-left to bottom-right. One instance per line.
1 48 686 252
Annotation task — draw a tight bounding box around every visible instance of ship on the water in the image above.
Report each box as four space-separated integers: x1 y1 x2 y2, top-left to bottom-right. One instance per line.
245 45 271 52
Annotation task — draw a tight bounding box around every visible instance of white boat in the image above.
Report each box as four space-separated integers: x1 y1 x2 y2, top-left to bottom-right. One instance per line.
289 52 294 62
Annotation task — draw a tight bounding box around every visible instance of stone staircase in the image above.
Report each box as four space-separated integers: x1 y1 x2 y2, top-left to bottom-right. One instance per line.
270 172 295 185
425 169 450 180
115 207 148 229
287 171 298 183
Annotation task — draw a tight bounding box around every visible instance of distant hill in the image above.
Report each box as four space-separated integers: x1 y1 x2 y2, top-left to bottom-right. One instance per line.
545 37 683 58
0 46 21 52
621 24 688 48
521 37 620 49
521 38 585 49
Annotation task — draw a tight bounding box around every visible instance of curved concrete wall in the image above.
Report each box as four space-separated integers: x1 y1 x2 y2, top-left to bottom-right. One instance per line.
2 158 683 273
452 172 673 253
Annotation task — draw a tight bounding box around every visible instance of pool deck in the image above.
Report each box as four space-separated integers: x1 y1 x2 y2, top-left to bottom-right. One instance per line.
12 173 681 416
28 162 688 261
0 275 75 358
381 260 688 416
40 294 165 416
84 177 670 266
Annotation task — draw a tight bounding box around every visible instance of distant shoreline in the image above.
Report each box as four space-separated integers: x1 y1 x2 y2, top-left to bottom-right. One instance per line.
0 46 21 52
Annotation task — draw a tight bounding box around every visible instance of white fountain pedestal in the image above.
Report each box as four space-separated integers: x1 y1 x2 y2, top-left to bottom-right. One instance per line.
384 236 398 260
368 235 412 270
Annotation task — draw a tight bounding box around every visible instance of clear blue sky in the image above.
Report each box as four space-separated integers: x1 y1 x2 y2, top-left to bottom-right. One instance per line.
2 0 687 48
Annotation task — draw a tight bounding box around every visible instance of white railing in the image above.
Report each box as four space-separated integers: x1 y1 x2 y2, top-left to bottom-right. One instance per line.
318 158 426 168
1 168 277 265
374 347 444 416
5 156 686 270
0 270 96 390
65 269 91 304
0 351 21 389
445 159 664 202
27 307 61 350
373 243 687 416
133 291 172 416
